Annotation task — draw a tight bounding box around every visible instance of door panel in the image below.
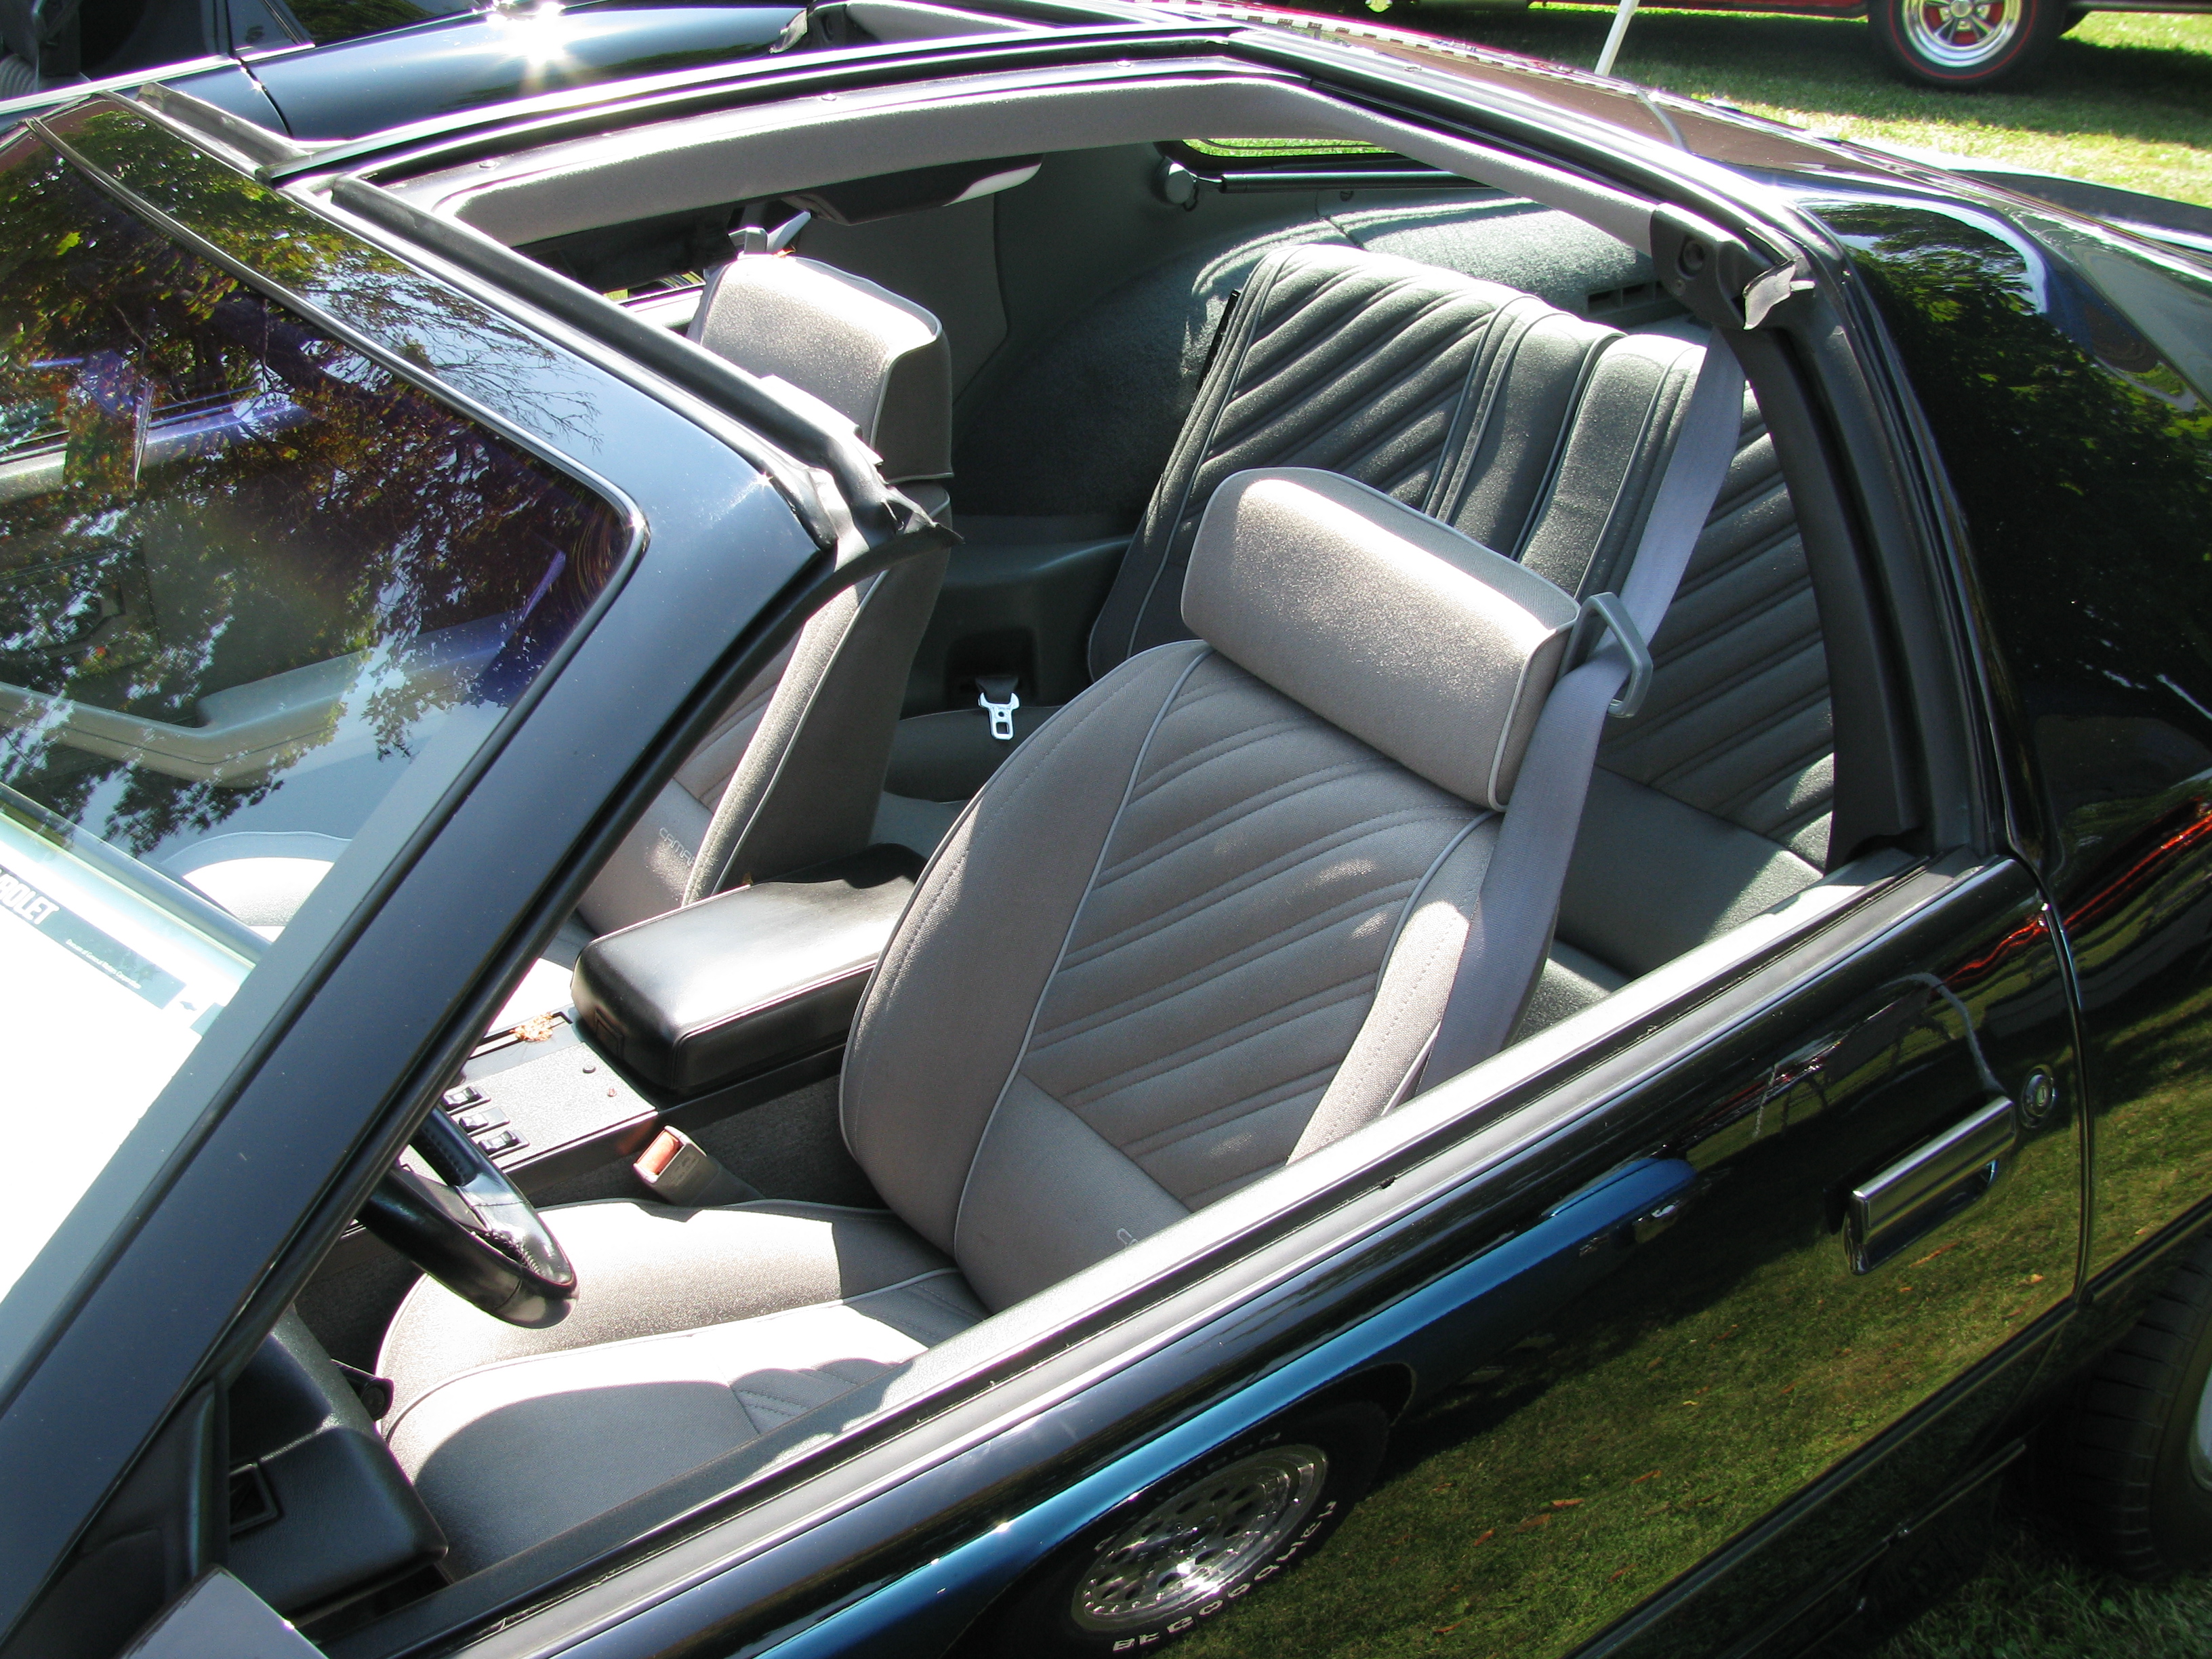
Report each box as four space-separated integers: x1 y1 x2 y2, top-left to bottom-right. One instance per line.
1814 201 2212 1284
1178 860 2081 1659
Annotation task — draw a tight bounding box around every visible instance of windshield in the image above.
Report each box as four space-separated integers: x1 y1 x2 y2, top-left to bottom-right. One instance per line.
0 136 627 1328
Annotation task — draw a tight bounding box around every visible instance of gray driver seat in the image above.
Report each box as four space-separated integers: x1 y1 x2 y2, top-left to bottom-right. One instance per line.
374 456 1640 1574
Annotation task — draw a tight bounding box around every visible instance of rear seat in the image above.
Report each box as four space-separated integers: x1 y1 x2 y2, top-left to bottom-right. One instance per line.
895 241 1839 1021
1530 396 1835 1030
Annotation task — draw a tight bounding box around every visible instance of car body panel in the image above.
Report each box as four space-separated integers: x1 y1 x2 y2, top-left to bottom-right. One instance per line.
722 860 2081 1659
1803 190 2212 1288
227 3 804 139
1 0 802 141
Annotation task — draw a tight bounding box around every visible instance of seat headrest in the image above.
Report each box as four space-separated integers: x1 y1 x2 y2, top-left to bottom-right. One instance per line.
690 255 951 485
1183 469 1578 811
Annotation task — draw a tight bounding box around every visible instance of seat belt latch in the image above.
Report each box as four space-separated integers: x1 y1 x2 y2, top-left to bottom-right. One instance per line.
634 1127 758 1207
1567 592 1655 720
977 674 1021 741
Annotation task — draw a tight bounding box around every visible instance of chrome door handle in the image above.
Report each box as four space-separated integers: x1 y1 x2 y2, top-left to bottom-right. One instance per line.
1845 1096 2018 1273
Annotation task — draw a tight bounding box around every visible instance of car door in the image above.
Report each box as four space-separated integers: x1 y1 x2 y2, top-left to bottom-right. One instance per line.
1071 861 2072 1659
1811 193 2212 1301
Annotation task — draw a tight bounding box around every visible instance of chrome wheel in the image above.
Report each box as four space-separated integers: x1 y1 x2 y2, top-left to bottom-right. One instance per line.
1070 1445 1329 1633
1899 0 2024 70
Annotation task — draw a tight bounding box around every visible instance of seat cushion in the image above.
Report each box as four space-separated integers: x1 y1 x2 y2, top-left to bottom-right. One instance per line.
376 1197 962 1418
384 1276 981 1575
375 1197 983 1572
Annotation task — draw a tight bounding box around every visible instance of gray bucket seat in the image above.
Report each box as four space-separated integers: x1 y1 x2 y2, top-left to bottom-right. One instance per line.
577 252 956 930
374 405 1700 1570
900 241 1836 1014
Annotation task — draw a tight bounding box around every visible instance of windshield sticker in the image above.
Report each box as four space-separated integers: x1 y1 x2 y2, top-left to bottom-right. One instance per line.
0 857 187 1011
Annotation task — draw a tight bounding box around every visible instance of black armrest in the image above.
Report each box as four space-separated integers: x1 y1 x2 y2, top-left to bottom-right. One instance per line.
573 845 920 1097
228 1313 443 1620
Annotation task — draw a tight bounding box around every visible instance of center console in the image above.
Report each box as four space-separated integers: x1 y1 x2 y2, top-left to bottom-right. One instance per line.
324 847 920 1273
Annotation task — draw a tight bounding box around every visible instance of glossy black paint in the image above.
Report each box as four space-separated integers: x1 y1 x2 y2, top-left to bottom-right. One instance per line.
230 3 802 140
2 0 800 144
1810 194 2212 1292
7 14 2212 1658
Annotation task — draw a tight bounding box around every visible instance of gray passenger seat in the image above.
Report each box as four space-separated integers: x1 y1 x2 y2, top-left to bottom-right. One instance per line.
903 240 1837 1015
377 451 1677 1572
575 251 954 930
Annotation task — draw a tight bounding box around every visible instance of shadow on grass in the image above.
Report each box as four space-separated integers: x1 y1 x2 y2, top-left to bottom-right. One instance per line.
1368 6 2212 150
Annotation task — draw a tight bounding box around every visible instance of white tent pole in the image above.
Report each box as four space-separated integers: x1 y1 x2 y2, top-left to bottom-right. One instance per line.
1594 0 1639 77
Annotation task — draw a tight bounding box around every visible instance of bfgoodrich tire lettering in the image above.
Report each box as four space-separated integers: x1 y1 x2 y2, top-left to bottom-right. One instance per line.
2049 1233 2212 1576
981 1401 1389 1657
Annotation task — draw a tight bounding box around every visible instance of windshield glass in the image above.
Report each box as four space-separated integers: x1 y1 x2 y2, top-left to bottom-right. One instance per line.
0 137 627 1324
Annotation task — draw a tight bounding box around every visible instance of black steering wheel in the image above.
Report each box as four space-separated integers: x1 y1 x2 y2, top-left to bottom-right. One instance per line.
361 1108 577 1326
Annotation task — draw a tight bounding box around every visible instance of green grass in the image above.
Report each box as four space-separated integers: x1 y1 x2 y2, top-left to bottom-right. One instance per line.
1877 1517 2212 1659
1359 4 2212 207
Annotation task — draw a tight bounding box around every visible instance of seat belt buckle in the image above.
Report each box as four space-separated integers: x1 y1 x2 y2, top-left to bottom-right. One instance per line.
1567 592 1655 720
633 1127 758 1207
976 674 1022 741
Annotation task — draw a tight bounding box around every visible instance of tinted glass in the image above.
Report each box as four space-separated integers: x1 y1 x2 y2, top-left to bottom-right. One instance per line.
0 139 625 1322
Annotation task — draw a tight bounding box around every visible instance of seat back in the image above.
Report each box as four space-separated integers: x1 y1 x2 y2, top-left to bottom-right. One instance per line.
578 256 954 929
846 466 1591 1309
842 274 1739 1312
691 253 952 489
1086 241 1689 678
1080 243 1837 1019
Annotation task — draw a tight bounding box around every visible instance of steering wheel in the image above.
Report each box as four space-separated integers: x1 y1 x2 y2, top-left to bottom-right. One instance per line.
361 1108 577 1326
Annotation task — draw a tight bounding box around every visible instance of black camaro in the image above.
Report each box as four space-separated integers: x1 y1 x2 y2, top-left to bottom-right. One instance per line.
1 6 2210 1658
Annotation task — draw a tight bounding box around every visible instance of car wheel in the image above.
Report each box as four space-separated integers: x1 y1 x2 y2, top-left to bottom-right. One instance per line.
2048 1233 2212 1577
980 1400 1389 1656
1868 0 2066 87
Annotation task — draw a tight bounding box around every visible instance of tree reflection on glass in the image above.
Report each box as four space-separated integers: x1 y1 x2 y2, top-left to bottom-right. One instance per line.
0 134 623 859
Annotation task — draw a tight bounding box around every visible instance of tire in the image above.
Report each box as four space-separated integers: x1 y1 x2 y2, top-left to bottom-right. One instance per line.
979 1400 1389 1657
1868 0 2068 87
2047 1233 2212 1578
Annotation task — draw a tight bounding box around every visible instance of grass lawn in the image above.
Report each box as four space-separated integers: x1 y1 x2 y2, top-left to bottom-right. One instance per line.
1368 3 2212 207
1872 1515 2212 1658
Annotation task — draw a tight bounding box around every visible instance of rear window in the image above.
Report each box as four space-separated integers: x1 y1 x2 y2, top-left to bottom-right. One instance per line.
0 140 626 1334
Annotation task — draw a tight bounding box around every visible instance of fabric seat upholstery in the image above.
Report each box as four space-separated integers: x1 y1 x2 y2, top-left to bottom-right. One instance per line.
581 254 956 928
1078 248 1839 1017
378 405 1692 1568
893 248 1839 1018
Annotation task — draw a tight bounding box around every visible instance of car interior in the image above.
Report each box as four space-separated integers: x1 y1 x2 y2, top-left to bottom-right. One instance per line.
5 58 1936 1649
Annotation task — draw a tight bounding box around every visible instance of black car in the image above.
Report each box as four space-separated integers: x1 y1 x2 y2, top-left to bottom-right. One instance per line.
0 0 804 138
3 7 2211 1658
